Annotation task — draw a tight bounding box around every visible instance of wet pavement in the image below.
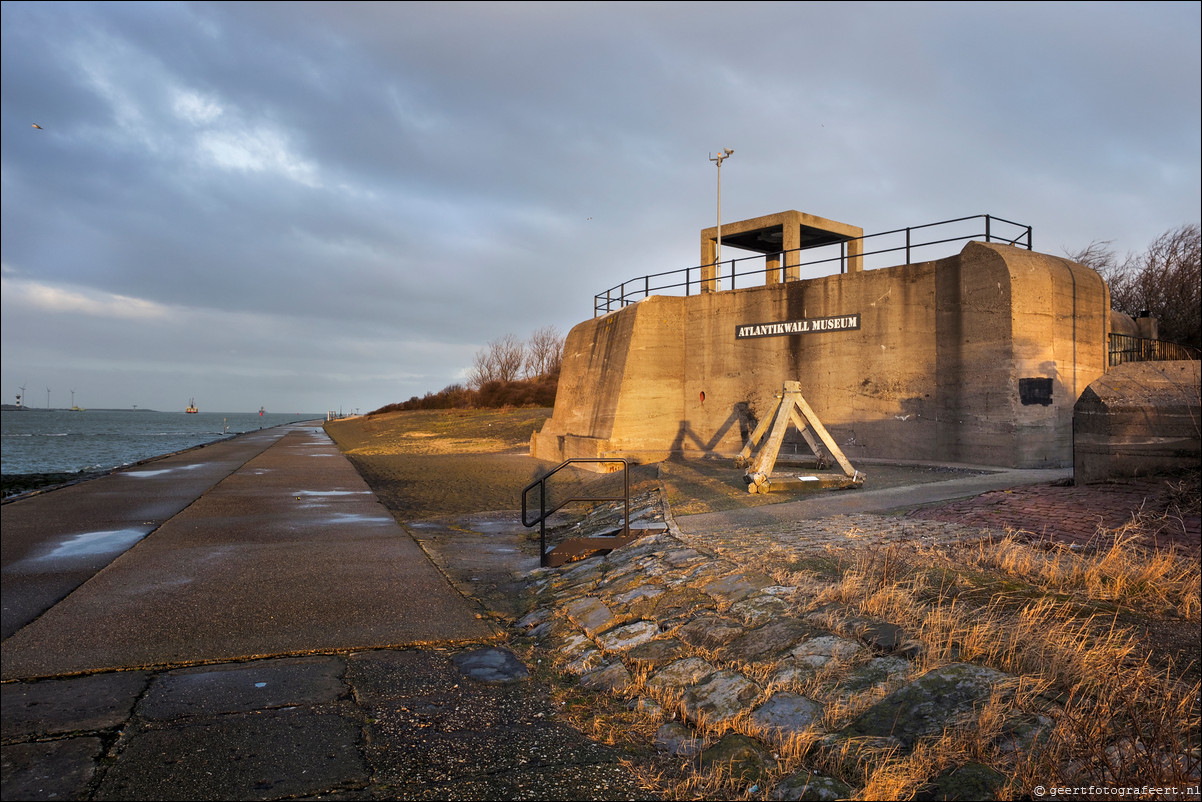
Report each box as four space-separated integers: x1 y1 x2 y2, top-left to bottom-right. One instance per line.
2 424 652 800
2 648 647 801
1 426 292 640
2 424 494 679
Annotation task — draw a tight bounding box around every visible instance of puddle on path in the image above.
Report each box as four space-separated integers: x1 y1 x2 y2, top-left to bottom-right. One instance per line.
122 464 205 478
38 528 153 559
324 512 394 525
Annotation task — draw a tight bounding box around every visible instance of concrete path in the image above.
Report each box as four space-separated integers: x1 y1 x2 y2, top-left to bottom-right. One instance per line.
673 464 1073 537
0 424 655 801
2 423 494 679
2 425 291 640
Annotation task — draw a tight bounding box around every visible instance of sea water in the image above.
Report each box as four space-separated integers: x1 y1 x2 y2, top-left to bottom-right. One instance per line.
1 409 321 475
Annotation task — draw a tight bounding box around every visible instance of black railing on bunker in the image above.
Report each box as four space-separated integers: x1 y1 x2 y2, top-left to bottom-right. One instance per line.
522 458 630 568
595 214 1033 316
1109 334 1202 366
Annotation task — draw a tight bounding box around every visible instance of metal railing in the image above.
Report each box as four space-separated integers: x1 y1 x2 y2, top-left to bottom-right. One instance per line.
595 214 1032 316
521 458 629 567
1108 334 1201 366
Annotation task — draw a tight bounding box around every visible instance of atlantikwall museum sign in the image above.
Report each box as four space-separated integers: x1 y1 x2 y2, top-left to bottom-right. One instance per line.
735 314 861 340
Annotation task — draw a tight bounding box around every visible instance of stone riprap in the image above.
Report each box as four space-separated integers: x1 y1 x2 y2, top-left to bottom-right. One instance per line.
517 491 1032 799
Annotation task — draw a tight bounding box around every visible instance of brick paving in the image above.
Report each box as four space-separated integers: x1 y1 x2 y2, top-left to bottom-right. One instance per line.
906 477 1201 553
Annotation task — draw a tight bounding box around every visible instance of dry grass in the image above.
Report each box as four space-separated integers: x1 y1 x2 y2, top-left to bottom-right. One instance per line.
974 529 1201 620
773 521 1200 800
548 500 1201 801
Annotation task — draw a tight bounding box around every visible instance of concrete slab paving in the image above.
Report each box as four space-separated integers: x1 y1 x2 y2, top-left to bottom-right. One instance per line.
1 426 292 639
2 425 495 679
2 671 150 740
94 707 369 801
136 656 346 720
1 738 104 801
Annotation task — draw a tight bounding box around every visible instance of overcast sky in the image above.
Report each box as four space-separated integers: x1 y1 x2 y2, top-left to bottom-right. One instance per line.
2 1 1199 414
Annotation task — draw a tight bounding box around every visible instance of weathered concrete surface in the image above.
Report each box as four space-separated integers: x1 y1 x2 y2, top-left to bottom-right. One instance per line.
2 648 647 802
1 425 494 679
535 242 1109 469
1074 360 1201 484
0 426 292 639
699 209 865 283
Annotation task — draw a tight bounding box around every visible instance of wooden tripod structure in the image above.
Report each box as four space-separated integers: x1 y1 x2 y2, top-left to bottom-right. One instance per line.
736 381 864 494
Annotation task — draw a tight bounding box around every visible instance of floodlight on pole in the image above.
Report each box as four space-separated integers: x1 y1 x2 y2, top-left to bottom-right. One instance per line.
709 148 734 277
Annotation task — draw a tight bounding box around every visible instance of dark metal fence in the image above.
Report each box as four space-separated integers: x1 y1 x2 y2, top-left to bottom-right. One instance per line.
1108 334 1201 366
595 214 1032 316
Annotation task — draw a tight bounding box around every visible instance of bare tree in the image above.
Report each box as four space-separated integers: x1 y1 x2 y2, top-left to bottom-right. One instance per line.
468 334 527 388
492 333 526 382
524 325 565 378
1128 224 1201 348
467 348 494 389
1070 224 1201 348
1066 239 1119 277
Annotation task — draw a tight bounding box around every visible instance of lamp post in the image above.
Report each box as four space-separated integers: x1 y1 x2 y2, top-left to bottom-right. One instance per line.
709 148 734 277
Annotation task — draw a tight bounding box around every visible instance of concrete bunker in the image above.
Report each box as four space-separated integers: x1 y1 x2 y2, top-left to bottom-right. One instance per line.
534 212 1112 470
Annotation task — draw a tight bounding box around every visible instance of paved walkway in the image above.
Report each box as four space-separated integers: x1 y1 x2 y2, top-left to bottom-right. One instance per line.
2 425 291 640
2 424 494 679
673 465 1073 535
1 425 648 800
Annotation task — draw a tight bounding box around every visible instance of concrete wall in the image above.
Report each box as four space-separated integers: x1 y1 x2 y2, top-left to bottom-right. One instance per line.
1074 361 1201 484
533 242 1110 469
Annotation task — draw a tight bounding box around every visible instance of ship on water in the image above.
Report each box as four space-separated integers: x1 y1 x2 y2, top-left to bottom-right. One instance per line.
186 398 199 414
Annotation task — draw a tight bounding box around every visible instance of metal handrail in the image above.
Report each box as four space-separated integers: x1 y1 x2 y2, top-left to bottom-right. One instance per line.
595 213 1032 315
1108 334 1201 366
522 458 629 567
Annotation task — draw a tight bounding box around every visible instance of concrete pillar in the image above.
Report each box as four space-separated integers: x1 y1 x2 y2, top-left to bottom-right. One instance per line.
782 225 801 281
765 252 782 285
846 237 864 273
700 236 717 293
1135 312 1159 340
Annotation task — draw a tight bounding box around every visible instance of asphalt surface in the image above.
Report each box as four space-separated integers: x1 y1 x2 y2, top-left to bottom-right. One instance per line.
1 425 1087 801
